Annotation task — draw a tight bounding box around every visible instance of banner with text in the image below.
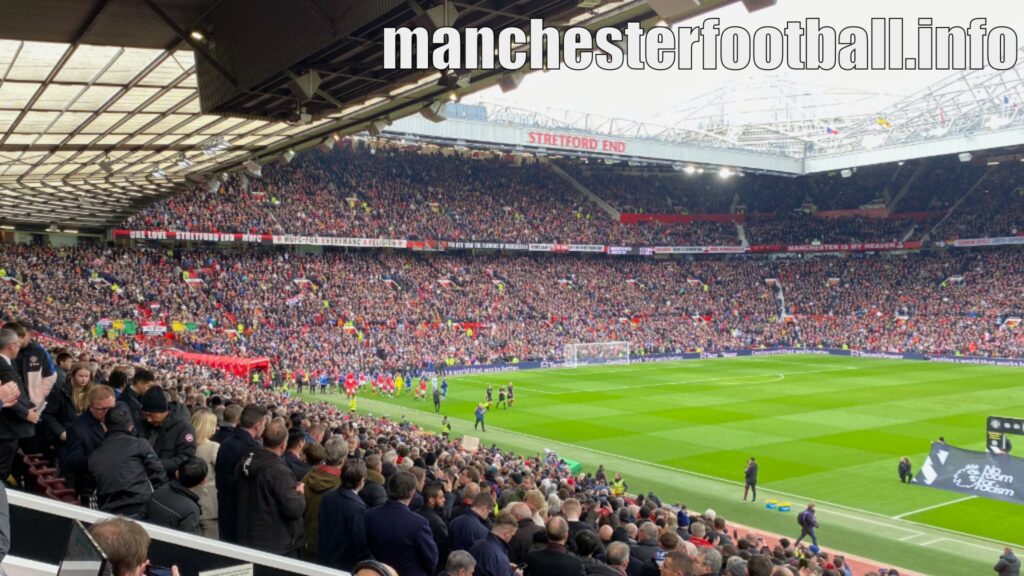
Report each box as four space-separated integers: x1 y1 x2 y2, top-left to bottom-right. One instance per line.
114 230 1013 257
914 443 1024 506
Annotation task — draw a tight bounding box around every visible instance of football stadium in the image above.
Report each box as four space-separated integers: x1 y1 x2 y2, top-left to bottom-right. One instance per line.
1 1 1023 576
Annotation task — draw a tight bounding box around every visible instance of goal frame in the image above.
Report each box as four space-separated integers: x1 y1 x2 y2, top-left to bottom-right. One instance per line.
564 341 631 369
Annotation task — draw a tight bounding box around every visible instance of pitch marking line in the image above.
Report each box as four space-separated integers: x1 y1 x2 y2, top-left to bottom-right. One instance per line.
931 537 1003 553
514 365 855 395
893 495 976 520
353 396 1017 556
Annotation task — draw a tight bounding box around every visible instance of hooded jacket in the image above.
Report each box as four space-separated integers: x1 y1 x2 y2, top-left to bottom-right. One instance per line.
995 551 1021 576
302 465 341 560
235 448 306 555
359 468 387 507
141 411 197 474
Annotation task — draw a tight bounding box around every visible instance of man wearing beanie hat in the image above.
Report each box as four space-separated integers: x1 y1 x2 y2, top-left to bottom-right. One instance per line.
140 385 197 474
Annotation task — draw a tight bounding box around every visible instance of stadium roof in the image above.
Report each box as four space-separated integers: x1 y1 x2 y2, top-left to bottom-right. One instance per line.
0 0 745 232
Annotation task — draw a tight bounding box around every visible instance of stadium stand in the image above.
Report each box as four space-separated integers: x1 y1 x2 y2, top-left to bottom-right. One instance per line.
122 144 1024 250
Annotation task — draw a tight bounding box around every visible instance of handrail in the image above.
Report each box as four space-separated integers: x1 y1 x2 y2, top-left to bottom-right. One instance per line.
7 490 347 576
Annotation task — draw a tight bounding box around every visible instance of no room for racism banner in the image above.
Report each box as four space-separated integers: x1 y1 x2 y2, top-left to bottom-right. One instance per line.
914 443 1024 505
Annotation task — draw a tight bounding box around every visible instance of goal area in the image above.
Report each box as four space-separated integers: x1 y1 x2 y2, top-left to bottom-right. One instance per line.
564 341 631 368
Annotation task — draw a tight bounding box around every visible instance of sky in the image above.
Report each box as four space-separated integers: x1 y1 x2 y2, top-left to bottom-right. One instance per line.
466 0 1024 125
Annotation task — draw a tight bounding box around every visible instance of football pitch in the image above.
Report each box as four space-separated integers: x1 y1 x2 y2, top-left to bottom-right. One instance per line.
303 355 1024 575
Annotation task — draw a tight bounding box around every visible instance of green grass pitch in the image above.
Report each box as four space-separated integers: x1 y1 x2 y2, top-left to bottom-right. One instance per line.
302 355 1024 575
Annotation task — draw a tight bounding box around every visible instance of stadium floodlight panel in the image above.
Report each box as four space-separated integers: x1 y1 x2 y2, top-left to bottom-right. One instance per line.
203 136 231 156
243 159 262 177
959 152 973 162
283 149 296 163
718 167 735 179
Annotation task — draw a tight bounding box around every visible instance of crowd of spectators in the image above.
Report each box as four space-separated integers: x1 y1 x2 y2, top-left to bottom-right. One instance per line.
743 214 913 246
124 145 740 247
3 244 1024 386
931 161 1024 241
895 157 988 212
121 144 1024 248
3 319 895 576
560 164 734 214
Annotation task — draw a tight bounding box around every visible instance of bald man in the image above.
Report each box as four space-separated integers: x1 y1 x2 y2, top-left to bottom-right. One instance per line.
525 517 586 576
509 502 544 566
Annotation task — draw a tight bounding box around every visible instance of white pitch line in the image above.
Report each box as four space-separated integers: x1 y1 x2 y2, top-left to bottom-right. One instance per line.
893 496 977 520
356 396 1024 552
934 537 1004 553
899 534 921 542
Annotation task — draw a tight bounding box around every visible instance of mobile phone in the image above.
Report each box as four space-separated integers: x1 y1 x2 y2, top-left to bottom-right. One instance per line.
144 565 172 576
35 401 47 413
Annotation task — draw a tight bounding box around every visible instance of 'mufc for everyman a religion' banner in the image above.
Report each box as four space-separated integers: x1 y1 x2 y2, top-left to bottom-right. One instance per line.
914 443 1024 505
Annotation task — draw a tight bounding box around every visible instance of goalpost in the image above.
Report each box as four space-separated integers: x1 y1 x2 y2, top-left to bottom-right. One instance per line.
564 341 631 368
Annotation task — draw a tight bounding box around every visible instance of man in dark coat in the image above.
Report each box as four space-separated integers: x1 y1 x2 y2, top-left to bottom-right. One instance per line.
211 404 241 444
0 328 39 482
214 404 266 544
318 458 372 571
146 458 206 534
139 386 196 474
365 471 439 576
508 502 544 566
119 368 156 434
468 512 518 576
450 492 493 551
562 498 598 555
420 483 452 574
526 517 586 576
283 428 309 482
235 422 306 557
576 531 619 576
743 457 758 501
794 503 820 548
898 457 912 484
995 547 1020 576
89 407 167 517
63 385 116 503
629 523 659 566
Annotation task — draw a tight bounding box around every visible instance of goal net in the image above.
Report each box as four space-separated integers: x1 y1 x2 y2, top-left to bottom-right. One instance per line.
564 341 631 369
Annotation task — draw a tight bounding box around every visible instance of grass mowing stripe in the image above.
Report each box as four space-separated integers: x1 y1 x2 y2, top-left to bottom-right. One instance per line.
303 356 1024 574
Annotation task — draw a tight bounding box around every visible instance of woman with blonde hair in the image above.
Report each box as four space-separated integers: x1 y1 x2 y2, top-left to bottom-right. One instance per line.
42 362 94 466
67 363 95 414
191 407 220 539
524 489 548 527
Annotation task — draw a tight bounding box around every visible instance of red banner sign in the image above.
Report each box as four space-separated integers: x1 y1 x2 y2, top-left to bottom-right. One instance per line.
527 131 626 153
